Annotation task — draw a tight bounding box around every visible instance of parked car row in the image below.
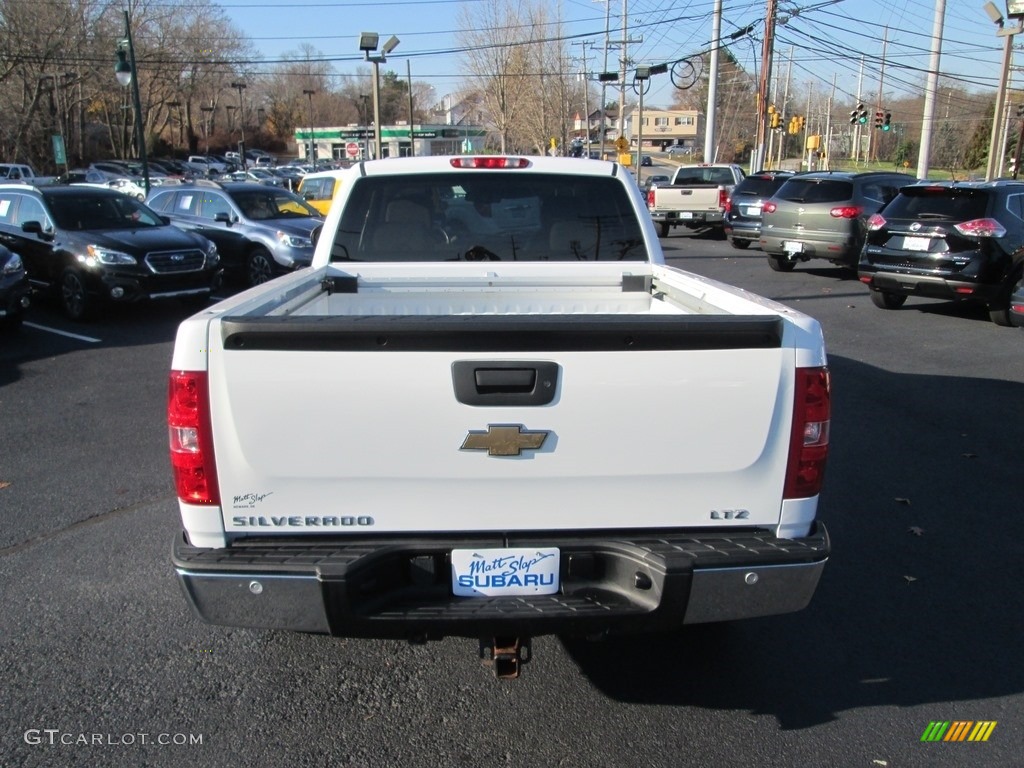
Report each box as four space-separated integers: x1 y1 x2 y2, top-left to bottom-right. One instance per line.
721 170 1024 327
0 176 325 324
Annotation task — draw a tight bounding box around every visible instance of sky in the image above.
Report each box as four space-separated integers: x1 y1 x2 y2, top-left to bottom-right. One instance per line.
214 0 1015 118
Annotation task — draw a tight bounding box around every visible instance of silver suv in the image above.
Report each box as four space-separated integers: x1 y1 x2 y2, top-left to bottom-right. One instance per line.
759 171 910 271
147 180 323 286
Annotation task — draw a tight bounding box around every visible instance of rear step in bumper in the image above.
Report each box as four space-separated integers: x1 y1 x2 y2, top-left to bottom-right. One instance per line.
173 524 829 638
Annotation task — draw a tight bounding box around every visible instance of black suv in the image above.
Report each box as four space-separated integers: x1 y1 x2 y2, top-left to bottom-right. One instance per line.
146 181 323 286
723 170 795 250
760 170 910 271
1 244 30 330
0 184 222 320
858 180 1024 326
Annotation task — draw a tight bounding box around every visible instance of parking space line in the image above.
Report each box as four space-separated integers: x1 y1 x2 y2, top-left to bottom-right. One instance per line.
23 322 102 343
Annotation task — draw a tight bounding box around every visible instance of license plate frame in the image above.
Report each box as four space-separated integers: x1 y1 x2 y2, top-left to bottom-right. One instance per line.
451 547 560 597
679 212 693 220
783 240 803 253
903 235 931 252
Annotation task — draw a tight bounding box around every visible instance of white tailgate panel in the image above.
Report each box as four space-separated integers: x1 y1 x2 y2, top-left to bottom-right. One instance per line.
209 346 794 533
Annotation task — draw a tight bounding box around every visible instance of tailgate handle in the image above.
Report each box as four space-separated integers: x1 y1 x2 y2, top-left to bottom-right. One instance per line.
452 361 559 407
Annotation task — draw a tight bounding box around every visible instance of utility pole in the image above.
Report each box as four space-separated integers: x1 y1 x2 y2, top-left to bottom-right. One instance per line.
704 0 722 162
754 0 778 171
600 0 611 157
776 47 793 169
917 0 945 178
851 56 864 161
824 73 836 170
869 27 888 163
573 39 595 155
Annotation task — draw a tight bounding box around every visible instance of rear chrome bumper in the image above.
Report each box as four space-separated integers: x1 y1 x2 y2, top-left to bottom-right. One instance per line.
173 523 829 639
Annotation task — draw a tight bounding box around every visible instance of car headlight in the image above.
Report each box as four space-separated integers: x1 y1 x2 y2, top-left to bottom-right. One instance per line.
203 239 220 266
85 245 136 266
2 252 24 275
277 231 312 249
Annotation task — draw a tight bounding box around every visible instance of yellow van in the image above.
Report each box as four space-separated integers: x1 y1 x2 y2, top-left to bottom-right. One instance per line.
297 170 345 215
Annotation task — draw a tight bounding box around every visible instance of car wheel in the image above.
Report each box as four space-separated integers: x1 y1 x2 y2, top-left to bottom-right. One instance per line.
869 289 907 310
730 238 751 250
246 247 275 286
60 268 94 321
658 221 670 239
988 267 1023 326
766 254 796 272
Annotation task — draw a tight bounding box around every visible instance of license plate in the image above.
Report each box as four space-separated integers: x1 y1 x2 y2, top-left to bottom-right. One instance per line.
680 212 693 219
903 236 930 251
784 240 803 253
743 206 761 217
451 547 560 597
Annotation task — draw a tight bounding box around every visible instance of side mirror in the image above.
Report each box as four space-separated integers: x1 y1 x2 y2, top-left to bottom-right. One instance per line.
213 211 232 224
310 225 322 248
159 215 171 226
22 220 53 241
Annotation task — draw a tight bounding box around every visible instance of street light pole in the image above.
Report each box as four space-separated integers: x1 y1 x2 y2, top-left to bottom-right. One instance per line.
166 100 180 157
231 81 247 168
114 10 150 195
303 89 316 164
359 94 370 159
200 105 213 154
359 33 399 160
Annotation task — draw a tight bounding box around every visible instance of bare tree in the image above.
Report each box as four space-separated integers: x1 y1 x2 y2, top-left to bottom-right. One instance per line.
458 0 537 153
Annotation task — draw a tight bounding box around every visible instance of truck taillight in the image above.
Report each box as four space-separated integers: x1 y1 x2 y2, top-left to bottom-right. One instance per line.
718 188 728 209
168 370 220 505
647 188 655 208
784 366 830 500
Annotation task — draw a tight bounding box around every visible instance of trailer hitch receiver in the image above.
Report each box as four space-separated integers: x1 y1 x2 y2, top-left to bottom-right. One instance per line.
479 636 531 679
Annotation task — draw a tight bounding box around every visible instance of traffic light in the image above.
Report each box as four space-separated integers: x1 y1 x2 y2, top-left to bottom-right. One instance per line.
882 112 892 131
849 108 858 125
787 117 797 135
797 115 805 131
770 108 780 130
874 110 884 129
856 104 868 124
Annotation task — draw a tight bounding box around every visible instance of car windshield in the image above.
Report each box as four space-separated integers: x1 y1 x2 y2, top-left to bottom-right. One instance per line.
327 171 646 262
43 192 164 230
881 187 989 221
230 189 320 219
776 178 853 203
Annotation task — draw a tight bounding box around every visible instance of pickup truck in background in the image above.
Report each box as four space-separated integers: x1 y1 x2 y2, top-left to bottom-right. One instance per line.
0 163 55 186
647 163 745 238
169 155 830 678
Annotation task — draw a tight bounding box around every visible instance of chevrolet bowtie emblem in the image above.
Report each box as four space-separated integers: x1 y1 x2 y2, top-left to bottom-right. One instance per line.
461 425 549 456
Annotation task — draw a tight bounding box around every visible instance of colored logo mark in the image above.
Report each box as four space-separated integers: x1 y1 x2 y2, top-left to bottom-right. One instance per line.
921 721 997 742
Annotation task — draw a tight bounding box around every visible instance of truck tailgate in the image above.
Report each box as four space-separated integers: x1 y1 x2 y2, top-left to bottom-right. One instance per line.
207 314 796 535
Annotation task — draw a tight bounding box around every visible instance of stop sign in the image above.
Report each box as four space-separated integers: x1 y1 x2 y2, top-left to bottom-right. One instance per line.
345 142 359 158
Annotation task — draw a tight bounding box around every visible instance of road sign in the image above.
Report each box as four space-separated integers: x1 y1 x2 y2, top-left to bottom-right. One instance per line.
345 142 359 158
615 137 629 152
52 135 66 165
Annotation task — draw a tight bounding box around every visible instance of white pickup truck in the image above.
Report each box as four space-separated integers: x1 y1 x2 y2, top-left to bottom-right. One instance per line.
648 163 746 238
169 156 830 677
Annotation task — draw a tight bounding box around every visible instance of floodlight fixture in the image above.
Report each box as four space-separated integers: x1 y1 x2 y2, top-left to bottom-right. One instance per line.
381 35 400 55
358 32 379 52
